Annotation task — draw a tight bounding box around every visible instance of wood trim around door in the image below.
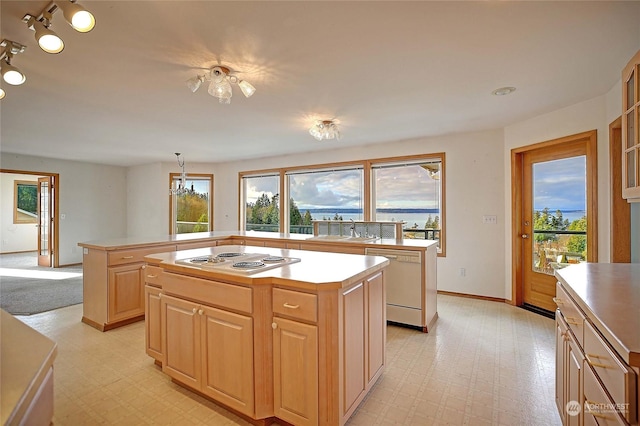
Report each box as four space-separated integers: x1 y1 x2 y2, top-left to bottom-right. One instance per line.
0 168 60 268
510 130 598 306
609 117 631 262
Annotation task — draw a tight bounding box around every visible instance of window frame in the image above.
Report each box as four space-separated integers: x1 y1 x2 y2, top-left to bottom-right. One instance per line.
14 180 38 224
240 170 282 233
238 153 446 256
168 173 214 235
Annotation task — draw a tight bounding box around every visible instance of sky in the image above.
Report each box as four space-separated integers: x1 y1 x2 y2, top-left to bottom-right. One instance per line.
245 164 441 211
533 156 586 211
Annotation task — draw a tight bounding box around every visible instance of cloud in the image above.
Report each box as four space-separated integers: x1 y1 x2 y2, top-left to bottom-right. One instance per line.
533 157 586 210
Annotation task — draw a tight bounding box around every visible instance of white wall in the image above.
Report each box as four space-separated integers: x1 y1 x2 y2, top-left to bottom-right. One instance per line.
0 173 39 253
0 154 127 265
503 92 618 298
208 129 507 299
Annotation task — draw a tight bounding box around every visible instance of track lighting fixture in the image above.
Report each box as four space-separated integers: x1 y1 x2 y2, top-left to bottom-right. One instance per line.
23 0 96 54
0 88 5 100
186 66 255 104
0 40 27 86
309 120 341 141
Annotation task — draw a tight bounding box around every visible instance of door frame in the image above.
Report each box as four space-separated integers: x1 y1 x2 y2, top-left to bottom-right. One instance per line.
1 169 60 268
609 117 631 263
510 130 598 306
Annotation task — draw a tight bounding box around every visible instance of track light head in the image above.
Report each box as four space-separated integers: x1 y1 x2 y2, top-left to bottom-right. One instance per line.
25 14 64 54
53 0 96 33
0 88 5 100
0 40 27 86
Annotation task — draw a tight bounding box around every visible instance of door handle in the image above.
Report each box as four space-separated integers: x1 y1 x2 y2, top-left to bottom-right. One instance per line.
521 234 529 239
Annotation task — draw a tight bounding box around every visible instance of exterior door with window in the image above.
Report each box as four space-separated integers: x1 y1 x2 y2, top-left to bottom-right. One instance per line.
514 131 597 313
37 176 53 267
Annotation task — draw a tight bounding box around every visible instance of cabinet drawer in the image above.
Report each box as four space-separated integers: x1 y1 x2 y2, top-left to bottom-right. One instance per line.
143 265 164 287
163 273 252 314
108 245 177 266
273 288 317 323
583 321 637 424
555 282 585 348
583 363 627 425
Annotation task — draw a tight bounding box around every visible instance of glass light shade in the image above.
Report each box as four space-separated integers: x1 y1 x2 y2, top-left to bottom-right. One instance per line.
309 121 340 141
1 63 26 86
238 80 256 98
208 78 232 103
0 88 5 100
186 75 203 92
55 1 96 32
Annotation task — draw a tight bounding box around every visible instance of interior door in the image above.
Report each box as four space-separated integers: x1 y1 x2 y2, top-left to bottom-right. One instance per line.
37 176 53 267
521 141 589 313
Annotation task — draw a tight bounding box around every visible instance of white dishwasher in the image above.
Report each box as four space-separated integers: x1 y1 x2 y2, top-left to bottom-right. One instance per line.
365 248 423 328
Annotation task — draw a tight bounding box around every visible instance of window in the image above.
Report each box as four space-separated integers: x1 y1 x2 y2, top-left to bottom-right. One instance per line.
170 173 213 234
372 156 444 251
286 167 364 234
14 180 38 224
238 154 446 255
241 173 281 233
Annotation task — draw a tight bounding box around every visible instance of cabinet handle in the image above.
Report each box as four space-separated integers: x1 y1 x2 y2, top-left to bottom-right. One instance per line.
565 317 581 326
158 293 162 298
585 400 613 419
147 274 158 278
122 255 134 259
198 309 203 315
283 303 300 309
585 354 611 369
192 308 197 314
272 322 278 329
552 297 563 305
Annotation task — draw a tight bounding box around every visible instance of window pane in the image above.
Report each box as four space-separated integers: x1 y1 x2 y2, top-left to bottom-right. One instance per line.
287 168 364 234
172 177 211 234
243 175 280 232
372 161 441 246
532 156 586 275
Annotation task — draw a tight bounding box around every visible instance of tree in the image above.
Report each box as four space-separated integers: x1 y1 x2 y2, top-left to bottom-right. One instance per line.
533 207 567 243
290 198 302 225
566 216 587 258
303 210 313 225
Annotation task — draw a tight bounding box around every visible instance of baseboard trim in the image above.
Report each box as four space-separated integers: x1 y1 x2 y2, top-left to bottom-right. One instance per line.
521 303 556 319
437 290 506 303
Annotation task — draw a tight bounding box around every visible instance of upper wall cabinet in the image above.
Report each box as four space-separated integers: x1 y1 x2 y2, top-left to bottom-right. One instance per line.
622 49 640 202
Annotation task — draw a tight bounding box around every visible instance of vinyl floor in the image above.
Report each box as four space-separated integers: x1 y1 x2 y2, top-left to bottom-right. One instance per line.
15 294 562 425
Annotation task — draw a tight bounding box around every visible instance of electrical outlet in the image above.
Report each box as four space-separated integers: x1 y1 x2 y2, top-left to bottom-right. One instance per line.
483 215 497 224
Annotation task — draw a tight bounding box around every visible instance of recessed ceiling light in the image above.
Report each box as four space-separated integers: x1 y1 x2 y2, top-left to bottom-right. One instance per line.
492 87 516 96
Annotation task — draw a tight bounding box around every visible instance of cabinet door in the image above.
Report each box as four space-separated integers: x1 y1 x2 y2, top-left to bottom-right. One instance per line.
367 272 385 383
555 315 568 423
273 317 318 426
342 282 366 415
161 294 201 389
145 285 163 361
566 332 584 426
107 263 145 322
200 305 254 416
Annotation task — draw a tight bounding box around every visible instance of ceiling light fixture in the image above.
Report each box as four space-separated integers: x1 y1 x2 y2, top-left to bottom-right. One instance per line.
0 87 5 100
24 13 64 54
23 0 96 54
186 66 255 104
492 86 516 96
309 120 341 141
169 153 193 196
0 40 27 86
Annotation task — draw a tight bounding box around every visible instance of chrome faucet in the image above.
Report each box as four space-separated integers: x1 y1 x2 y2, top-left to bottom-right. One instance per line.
350 219 359 237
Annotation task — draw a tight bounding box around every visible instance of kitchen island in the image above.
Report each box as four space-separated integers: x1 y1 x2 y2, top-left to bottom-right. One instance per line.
79 231 437 332
144 245 389 426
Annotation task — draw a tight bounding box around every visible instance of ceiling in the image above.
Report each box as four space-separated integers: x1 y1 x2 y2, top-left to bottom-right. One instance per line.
1 1 639 167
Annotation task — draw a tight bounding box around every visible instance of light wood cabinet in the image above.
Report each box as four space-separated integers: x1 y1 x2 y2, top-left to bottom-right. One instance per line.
160 287 256 417
144 284 163 361
555 313 583 426
107 263 145 323
622 49 640 201
273 317 318 426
